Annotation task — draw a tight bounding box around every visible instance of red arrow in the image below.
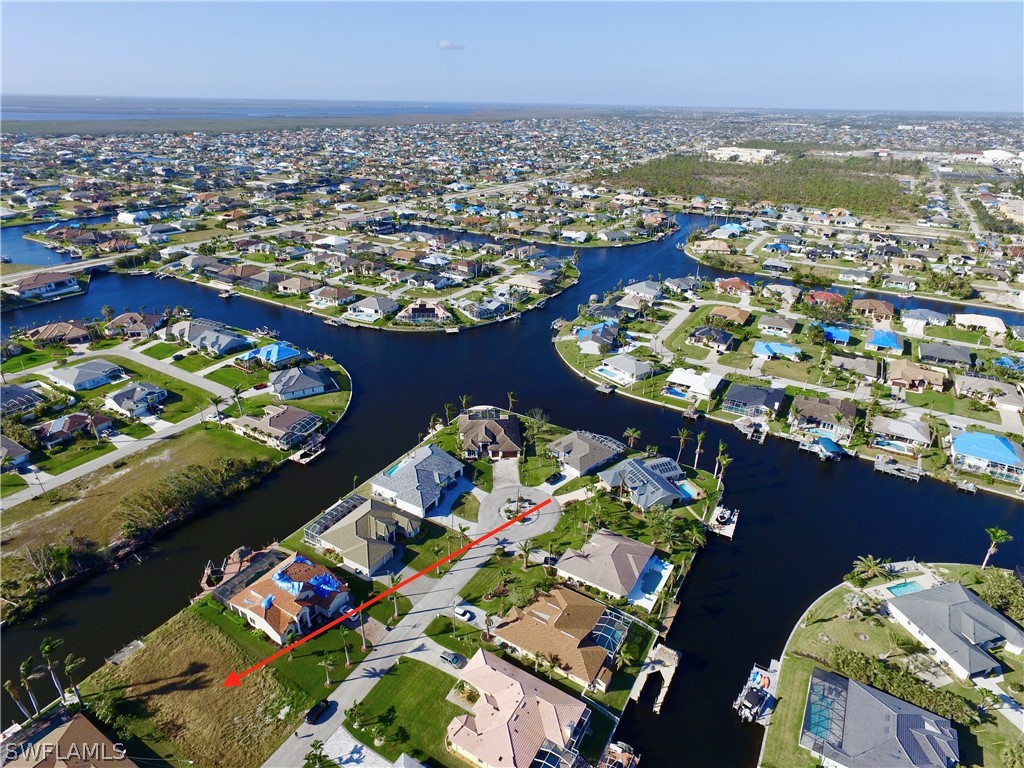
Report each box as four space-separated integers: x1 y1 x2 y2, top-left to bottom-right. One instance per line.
224 497 551 687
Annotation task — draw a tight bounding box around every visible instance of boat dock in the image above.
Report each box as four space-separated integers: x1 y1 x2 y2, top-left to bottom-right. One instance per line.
290 435 326 464
596 384 615 394
956 480 977 494
735 417 767 443
681 406 700 420
733 659 781 727
629 643 681 715
798 438 846 461
873 455 921 482
708 506 739 539
105 640 144 666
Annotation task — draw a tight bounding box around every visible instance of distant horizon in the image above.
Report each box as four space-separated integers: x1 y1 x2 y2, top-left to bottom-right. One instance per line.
2 92 1020 119
3 3 1021 114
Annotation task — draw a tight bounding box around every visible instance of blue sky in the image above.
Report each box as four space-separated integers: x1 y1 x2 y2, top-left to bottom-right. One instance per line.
2 2 1021 112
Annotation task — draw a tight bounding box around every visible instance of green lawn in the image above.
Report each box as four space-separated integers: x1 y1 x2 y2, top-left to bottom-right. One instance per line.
342 658 463 765
205 364 270 390
1 344 71 373
113 418 156 439
459 553 556 610
141 341 185 360
34 440 117 475
0 472 29 497
520 425 571 486
926 325 990 346
718 350 754 369
451 490 480 523
172 352 219 372
425 615 505 660
400 520 468 578
905 390 1001 424
761 358 815 383
555 475 599 495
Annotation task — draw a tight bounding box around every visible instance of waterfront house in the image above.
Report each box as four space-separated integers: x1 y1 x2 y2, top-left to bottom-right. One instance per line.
547 431 625 478
665 368 723 402
691 239 730 254
870 415 932 450
237 342 311 370
227 554 350 644
507 273 553 295
5 712 143 768
788 396 857 445
597 456 686 511
394 299 453 324
33 412 113 449
492 586 625 690
888 582 1024 681
232 404 323 450
664 276 702 295
309 285 355 308
27 319 91 346
446 649 590 768
714 277 753 296
239 270 287 293
865 329 904 355
721 383 784 418
757 315 797 337
851 298 895 322
763 283 802 306
838 267 872 284
623 280 663 302
104 382 168 418
950 431 1024 482
689 326 734 353
369 444 464 517
902 308 949 337
277 276 319 296
803 291 844 306
314 497 421 577
464 297 507 320
7 272 80 300
577 320 619 355
44 358 124 392
954 313 1006 338
555 529 659 601
457 412 523 460
215 264 262 284
799 667 959 768
269 364 337 401
883 275 919 292
596 353 653 386
168 318 250 356
103 311 165 338
918 342 974 370
1 434 31 471
887 359 946 393
0 384 44 418
347 296 400 322
708 306 751 326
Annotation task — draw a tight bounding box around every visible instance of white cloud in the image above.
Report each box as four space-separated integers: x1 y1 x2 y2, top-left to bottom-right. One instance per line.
437 40 465 51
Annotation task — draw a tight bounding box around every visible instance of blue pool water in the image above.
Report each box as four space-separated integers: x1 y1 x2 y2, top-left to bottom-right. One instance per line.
887 581 924 597
665 386 688 400
384 462 402 476
874 439 913 455
677 481 698 500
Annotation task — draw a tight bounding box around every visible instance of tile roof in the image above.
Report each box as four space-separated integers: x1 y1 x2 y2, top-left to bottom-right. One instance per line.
555 529 655 598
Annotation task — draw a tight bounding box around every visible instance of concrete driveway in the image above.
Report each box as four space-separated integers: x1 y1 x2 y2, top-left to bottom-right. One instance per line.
491 457 521 489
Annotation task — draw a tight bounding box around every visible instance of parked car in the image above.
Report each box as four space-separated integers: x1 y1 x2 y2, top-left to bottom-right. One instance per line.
172 353 185 361
440 650 466 669
254 382 270 390
545 472 564 485
304 699 329 724
454 607 473 622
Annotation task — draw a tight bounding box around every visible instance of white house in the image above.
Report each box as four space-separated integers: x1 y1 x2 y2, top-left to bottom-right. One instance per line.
369 444 464 517
596 353 653 386
665 368 723 401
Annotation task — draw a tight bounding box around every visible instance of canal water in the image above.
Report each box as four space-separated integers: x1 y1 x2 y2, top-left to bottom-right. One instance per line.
1 215 1021 766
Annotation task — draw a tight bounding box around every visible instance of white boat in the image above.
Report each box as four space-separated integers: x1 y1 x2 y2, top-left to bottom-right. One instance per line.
218 289 235 299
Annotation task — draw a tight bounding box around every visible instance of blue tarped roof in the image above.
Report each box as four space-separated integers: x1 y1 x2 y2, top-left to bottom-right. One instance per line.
261 594 274 610
753 341 801 359
308 572 342 598
868 330 902 350
952 433 1024 468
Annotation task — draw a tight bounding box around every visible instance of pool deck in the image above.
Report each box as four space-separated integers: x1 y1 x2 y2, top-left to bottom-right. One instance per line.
863 560 944 601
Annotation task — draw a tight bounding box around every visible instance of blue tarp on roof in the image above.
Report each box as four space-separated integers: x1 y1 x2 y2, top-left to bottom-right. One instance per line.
272 569 303 595
238 342 304 366
953 432 1024 468
294 555 313 565
260 594 274 610
809 322 851 344
994 356 1024 372
753 341 801 359
308 572 342 598
868 330 902 351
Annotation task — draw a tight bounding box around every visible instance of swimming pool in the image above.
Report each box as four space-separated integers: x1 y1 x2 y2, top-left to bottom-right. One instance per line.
664 386 690 400
873 438 914 455
384 462 403 476
887 581 924 597
677 480 699 500
594 366 632 386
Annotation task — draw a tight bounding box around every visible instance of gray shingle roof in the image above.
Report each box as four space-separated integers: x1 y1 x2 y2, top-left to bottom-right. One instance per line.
371 444 463 512
547 431 624 474
48 358 122 388
597 457 684 511
269 364 336 398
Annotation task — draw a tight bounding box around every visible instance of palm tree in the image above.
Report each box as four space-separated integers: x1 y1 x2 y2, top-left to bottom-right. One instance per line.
303 740 333 768
390 573 400 620
100 305 114 321
694 431 706 468
506 391 517 414
231 385 245 416
4 680 32 721
459 393 472 413
427 412 440 434
38 637 65 704
358 609 368 651
341 633 353 668
208 395 225 423
713 440 727 480
674 427 691 465
18 658 41 715
517 538 534 571
483 611 497 641
982 527 1014 569
717 454 732 489
623 427 641 449
684 518 707 549
443 402 454 425
318 656 336 687
284 629 297 661
62 653 85 705
852 554 892 581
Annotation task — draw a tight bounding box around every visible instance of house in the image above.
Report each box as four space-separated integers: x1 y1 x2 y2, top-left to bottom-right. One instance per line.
237 342 311 370
464 297 508 320
903 308 949 337
395 299 453 324
215 264 263 284
664 368 723 402
5 712 143 768
887 359 946 392
691 239 730 254
1 434 31 470
803 291 844 306
26 319 91 346
722 383 784 418
314 497 421 577
752 341 801 360
492 586 625 690
446 649 590 768
664 276 702 295
269 364 336 401
33 411 113 449
103 311 165 339
369 444 464 517
950 431 1024 482
7 272 80 300
689 326 734 352
347 296 400 322
44 358 124 392
762 257 792 274
918 342 974 370
239 270 286 293
799 667 959 768
596 353 652 385
277 276 319 296
0 384 44 418
457 413 523 460
954 313 1006 337
623 280 663 302
168 318 250 356
577 320 619 355
547 431 625 478
865 329 903 354
888 582 1024 680
851 298 895 321
714 277 753 296
309 285 355 308
883 275 919 292
598 456 686 511
708 306 751 326
507 273 552 295
953 375 1024 413
227 554 350 644
789 396 857 444
232 404 323 450
104 382 168 418
757 315 797 337
839 267 872 284
870 415 932 450
555 529 659 601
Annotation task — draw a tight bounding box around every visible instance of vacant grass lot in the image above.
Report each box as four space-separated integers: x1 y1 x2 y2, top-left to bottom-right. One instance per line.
205 364 270 390
34 439 117 475
141 341 185 360
905 390 1001 424
172 352 221 373
0 343 71 373
451 490 480 522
